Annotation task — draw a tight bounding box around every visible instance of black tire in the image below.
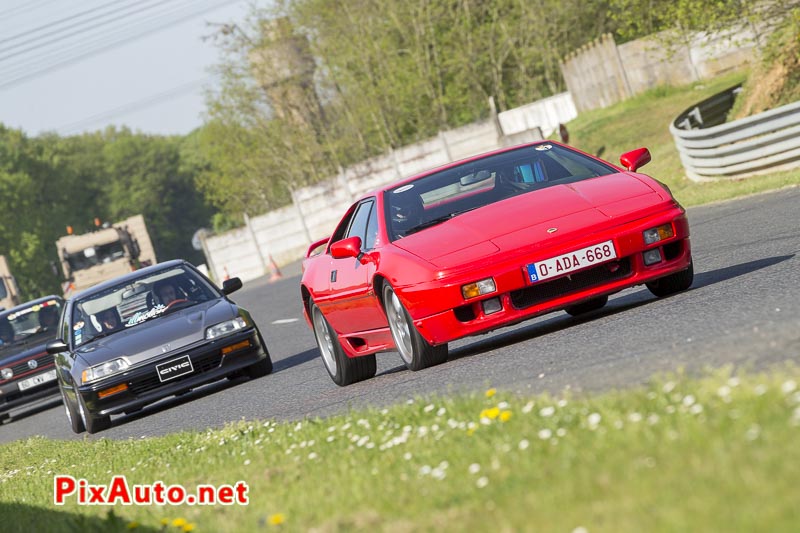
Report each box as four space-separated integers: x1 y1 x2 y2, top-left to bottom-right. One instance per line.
646 260 694 297
245 354 273 379
60 383 85 434
565 295 609 316
382 284 448 371
310 303 376 386
77 392 111 434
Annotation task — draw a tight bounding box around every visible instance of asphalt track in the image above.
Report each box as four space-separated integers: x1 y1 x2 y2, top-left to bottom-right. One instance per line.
1 187 798 443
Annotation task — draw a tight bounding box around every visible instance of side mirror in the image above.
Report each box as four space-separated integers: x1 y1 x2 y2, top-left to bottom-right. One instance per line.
620 147 651 172
222 277 243 295
46 339 69 354
330 236 363 260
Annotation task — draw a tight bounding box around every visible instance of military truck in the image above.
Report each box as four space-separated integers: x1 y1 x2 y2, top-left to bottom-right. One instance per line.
0 256 21 311
56 215 157 297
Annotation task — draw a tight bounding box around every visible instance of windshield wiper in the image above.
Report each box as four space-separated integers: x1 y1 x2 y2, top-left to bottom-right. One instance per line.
404 207 480 236
83 330 117 345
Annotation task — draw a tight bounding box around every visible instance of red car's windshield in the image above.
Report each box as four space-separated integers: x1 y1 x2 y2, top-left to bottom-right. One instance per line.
385 143 617 240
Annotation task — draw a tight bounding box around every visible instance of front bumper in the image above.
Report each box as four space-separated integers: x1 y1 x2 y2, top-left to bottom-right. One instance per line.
77 328 267 417
401 208 692 345
0 353 60 415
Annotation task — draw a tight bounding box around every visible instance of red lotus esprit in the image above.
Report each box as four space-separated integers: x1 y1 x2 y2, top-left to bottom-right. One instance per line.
301 142 693 386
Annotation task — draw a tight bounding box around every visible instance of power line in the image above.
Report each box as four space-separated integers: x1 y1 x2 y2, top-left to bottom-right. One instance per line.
0 0 182 61
0 0 239 91
57 76 213 134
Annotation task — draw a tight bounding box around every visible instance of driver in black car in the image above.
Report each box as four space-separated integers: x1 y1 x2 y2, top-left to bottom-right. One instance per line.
153 279 183 307
38 306 60 332
0 319 13 345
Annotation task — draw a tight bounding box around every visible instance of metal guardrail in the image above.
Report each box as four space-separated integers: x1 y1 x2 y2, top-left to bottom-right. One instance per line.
670 84 800 181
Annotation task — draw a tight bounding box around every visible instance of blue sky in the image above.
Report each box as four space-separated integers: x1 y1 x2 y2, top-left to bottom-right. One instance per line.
0 0 252 137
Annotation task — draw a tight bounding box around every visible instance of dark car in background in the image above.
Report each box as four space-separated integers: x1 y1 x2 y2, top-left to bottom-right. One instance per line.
47 260 272 434
0 296 64 422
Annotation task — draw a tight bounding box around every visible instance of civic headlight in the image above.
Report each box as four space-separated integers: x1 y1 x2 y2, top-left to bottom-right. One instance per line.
1 368 12 380
643 223 674 245
82 358 129 384
205 316 249 340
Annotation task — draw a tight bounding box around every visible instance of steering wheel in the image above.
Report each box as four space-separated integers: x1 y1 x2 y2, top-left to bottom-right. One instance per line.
165 298 188 310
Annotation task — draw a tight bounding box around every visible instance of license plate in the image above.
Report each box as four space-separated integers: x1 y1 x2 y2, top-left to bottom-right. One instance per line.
527 240 617 283
156 355 194 382
18 369 57 391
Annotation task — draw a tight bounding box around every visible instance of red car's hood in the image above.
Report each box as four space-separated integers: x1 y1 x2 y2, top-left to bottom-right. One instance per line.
392 173 667 268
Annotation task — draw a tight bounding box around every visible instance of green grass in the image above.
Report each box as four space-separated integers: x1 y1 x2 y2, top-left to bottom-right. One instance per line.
564 70 800 206
1 368 799 532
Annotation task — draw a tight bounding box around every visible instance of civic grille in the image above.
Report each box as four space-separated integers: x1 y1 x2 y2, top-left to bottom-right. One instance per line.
510 258 632 310
127 351 223 396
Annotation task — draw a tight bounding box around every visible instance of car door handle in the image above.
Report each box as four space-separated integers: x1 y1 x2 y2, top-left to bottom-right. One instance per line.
330 270 337 283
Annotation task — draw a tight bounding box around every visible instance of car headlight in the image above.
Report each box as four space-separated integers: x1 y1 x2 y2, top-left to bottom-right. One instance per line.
643 223 674 245
205 316 249 340
1 368 12 380
461 277 497 299
82 358 129 384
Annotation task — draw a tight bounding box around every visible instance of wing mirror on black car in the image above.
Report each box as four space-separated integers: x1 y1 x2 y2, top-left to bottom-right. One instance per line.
222 277 243 295
46 339 69 354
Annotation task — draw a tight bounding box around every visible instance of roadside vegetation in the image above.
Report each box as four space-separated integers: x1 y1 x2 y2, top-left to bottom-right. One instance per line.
1 367 799 532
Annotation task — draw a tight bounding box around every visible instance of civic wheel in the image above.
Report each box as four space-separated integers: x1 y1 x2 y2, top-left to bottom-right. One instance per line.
77 392 111 434
382 284 447 371
565 295 609 316
310 302 375 386
647 260 694 297
59 383 84 434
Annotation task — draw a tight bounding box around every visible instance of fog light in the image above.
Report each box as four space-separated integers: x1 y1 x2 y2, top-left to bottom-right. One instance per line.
643 223 674 245
643 249 663 265
462 278 496 299
1 368 12 380
482 297 502 315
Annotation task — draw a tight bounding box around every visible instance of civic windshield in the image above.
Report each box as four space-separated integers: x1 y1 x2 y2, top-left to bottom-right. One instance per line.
0 298 63 350
385 143 617 240
71 265 219 347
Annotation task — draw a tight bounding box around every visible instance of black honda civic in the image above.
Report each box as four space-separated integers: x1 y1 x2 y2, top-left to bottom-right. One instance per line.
47 259 272 434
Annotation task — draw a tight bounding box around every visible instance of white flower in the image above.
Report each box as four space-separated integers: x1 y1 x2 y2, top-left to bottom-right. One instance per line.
424 404 435 413
727 377 740 387
689 404 704 415
431 468 446 480
587 413 602 427
662 381 676 393
682 395 696 407
476 476 489 488
404 453 413 460
497 401 510 409
647 414 660 425
244 459 251 466
522 401 534 414
326 436 335 443
754 384 768 396
538 428 552 440
540 406 555 417
746 425 761 441
557 399 568 408
308 452 318 460
556 428 567 437
628 412 643 423
437 407 446 416
518 439 530 450
468 463 481 474
572 527 589 533
419 465 432 475
717 385 731 398
781 380 797 395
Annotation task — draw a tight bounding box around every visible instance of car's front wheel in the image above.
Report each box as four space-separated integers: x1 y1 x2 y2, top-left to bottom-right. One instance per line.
382 284 448 371
77 392 111 434
59 383 85 434
646 260 694 297
311 303 376 386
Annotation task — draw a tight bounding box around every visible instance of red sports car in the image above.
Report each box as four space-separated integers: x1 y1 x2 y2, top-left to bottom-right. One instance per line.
301 142 693 386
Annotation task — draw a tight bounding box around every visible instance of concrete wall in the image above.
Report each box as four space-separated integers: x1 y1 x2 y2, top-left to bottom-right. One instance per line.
562 28 759 113
203 94 578 283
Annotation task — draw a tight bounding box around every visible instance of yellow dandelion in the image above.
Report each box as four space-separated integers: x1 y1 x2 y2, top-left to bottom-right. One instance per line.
485 388 497 398
500 411 513 422
480 407 500 419
182 524 196 532
268 513 286 526
126 522 140 530
172 518 188 528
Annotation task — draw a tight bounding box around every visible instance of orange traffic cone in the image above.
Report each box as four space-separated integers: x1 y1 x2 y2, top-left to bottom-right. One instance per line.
223 266 231 281
268 255 283 282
